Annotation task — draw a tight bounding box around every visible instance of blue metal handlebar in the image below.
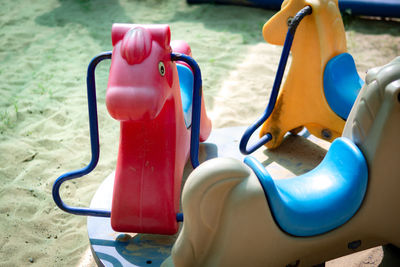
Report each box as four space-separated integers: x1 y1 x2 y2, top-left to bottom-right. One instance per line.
52 51 203 219
171 53 204 222
239 6 312 155
171 53 203 169
52 51 112 217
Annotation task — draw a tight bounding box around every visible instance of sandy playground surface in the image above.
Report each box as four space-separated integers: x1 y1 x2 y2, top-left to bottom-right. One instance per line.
0 0 399 266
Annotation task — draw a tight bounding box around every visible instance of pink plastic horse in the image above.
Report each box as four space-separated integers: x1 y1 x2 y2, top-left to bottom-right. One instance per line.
106 24 211 235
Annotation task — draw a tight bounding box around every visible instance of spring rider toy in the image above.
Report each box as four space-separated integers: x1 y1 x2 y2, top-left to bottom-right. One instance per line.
106 24 212 234
166 29 400 267
53 24 212 235
53 1 399 266
240 0 363 154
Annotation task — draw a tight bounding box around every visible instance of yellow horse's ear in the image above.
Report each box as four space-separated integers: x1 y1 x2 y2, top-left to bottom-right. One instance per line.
262 0 306 45
281 0 290 9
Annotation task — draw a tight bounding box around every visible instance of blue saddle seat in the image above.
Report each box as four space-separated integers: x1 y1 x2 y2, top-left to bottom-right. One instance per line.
324 53 364 120
244 137 368 237
177 64 194 128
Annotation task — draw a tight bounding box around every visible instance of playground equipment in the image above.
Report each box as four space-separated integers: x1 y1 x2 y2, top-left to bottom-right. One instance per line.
166 54 400 267
53 24 212 235
187 0 400 18
53 1 400 266
240 0 363 153
107 24 212 234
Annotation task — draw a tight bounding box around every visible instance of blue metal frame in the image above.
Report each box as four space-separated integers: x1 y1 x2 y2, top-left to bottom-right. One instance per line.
52 51 112 217
52 51 203 220
239 6 312 155
171 53 203 169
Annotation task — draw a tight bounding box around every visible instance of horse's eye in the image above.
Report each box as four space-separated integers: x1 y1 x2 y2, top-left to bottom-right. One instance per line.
158 61 165 76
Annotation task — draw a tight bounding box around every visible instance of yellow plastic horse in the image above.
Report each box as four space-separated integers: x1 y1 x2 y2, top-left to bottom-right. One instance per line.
260 0 348 149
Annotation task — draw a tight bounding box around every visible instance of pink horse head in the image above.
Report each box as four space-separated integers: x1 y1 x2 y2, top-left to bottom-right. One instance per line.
106 24 177 121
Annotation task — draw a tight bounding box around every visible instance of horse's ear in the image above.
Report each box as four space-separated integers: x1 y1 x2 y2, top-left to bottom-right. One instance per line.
112 23 136 46
148 25 171 50
263 0 305 45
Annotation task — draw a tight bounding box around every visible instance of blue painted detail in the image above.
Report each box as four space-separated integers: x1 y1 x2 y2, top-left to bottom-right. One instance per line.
245 137 368 236
239 6 312 155
177 64 194 128
114 234 174 266
324 53 363 120
52 51 112 218
171 53 203 169
95 251 123 267
90 234 174 266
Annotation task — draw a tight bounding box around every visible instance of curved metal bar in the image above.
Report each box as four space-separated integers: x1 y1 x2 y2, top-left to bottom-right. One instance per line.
52 51 112 217
239 5 312 155
171 53 203 169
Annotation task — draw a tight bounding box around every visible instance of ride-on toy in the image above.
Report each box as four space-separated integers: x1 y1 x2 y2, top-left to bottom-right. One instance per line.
240 0 363 154
53 0 399 266
53 24 212 235
167 54 400 267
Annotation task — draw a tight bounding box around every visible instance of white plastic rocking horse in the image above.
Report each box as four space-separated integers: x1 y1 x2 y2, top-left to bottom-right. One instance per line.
165 53 400 267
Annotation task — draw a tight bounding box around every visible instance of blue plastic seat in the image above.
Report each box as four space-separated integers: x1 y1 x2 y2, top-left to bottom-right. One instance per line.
324 53 364 120
244 137 368 237
177 64 194 128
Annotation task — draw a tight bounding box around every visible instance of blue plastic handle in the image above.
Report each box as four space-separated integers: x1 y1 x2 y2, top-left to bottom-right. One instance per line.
52 51 112 217
239 6 312 155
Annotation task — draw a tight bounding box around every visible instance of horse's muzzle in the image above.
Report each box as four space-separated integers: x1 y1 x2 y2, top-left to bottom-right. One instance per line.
106 85 167 121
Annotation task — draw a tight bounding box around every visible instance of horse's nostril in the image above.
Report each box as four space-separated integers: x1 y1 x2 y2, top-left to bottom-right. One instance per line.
397 92 400 103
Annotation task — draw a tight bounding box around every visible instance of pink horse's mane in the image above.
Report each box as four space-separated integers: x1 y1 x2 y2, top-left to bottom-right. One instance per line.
111 24 171 65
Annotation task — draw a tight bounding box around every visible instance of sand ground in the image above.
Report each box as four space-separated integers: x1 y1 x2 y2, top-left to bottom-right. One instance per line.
0 0 399 266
